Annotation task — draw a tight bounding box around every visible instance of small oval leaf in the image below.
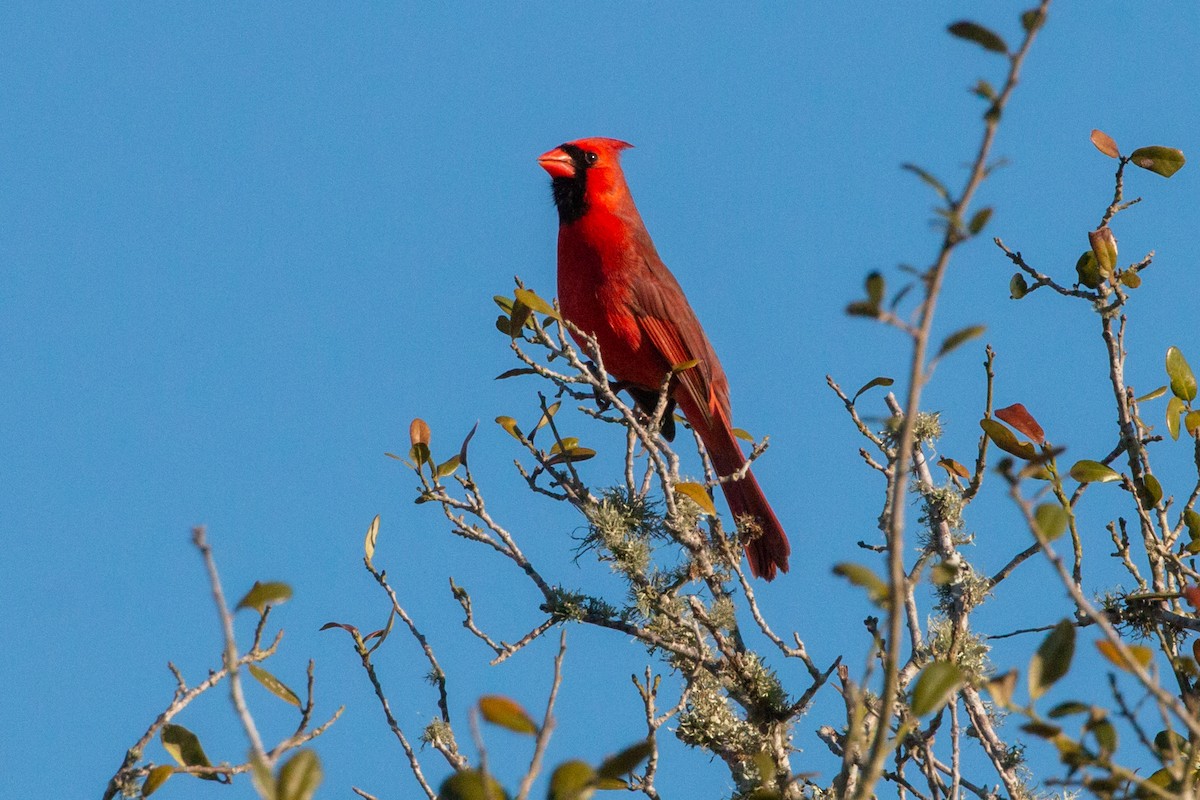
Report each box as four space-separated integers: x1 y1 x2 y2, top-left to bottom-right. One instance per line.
1069 460 1120 484
236 581 293 613
968 207 993 235
1166 346 1197 402
1075 250 1103 289
142 765 174 797
1090 129 1120 158
409 418 431 448
947 20 1009 53
248 664 301 707
514 287 560 320
980 418 1036 460
1129 146 1186 178
1137 386 1168 403
1009 273 1029 299
478 695 538 735
548 761 595 800
161 724 214 772
995 403 1045 445
1035 504 1069 541
1088 228 1118 277
1029 619 1076 700
674 482 716 516
596 740 654 779
910 661 963 716
1168 396 1185 441
439 769 510 800
1096 639 1153 672
853 376 894 401
364 514 380 568
832 563 888 607
495 416 522 440
937 325 986 360
277 750 322 800
938 458 970 479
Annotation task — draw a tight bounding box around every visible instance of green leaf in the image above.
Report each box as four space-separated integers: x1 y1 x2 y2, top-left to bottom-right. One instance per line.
936 325 986 360
1088 718 1118 758
478 695 538 735
495 416 522 440
1120 269 1142 289
1021 7 1046 32
1168 396 1184 441
236 581 293 613
364 514 379 569
596 740 654 780
1090 129 1120 158
1034 504 1069 540
1020 720 1062 739
513 287 560 320
947 20 1009 53
437 455 462 478
1137 385 1168 403
901 164 949 200
410 442 432 469
507 298 533 337
438 770 510 800
732 428 755 442
1129 146 1186 178
495 368 539 380
161 724 215 775
1047 701 1091 718
865 271 885 307
852 376 894 401
1069 460 1120 484
1186 411 1200 436
1029 619 1076 700
968 207 993 235
674 482 716 516
142 765 174 797
910 661 963 716
493 295 515 315
1184 508 1200 541
1139 473 1163 509
846 300 880 318
548 761 595 800
277 750 322 800
832 562 888 606
1088 228 1118 277
979 418 1036 460
248 664 301 707
534 401 561 432
971 79 996 100
1009 273 1029 299
1075 250 1103 289
548 437 581 455
545 446 597 466
1166 346 1197 401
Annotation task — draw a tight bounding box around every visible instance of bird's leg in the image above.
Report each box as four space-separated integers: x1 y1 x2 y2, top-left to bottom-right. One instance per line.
623 384 678 442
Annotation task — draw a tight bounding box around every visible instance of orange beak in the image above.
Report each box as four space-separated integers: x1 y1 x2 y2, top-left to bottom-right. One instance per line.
537 147 576 179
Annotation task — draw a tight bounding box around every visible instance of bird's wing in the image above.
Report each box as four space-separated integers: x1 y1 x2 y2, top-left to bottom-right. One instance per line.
629 253 732 431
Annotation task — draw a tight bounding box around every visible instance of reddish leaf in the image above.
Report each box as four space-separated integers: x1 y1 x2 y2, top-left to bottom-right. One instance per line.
409 418 431 447
995 403 1045 445
1090 129 1120 158
1183 586 1200 610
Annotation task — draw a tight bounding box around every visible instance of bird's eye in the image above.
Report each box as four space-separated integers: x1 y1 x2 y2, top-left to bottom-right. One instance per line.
583 151 598 166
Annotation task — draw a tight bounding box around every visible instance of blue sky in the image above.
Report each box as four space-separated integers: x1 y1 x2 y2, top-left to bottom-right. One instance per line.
4 3 1200 798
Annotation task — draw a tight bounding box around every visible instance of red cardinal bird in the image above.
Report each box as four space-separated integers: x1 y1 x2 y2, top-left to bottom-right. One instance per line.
538 137 791 580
